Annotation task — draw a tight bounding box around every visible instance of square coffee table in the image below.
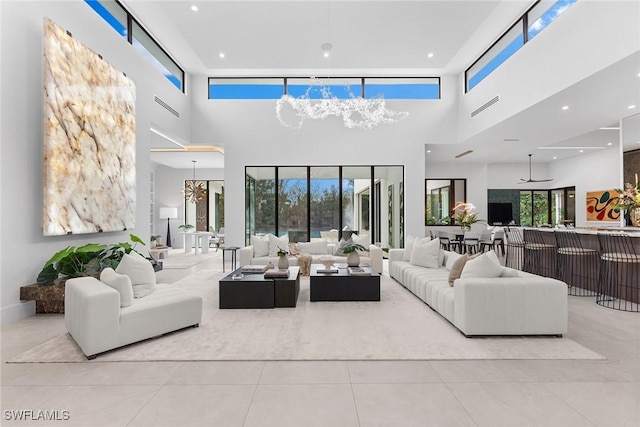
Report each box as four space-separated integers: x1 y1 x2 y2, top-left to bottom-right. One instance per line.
310 264 380 302
219 267 300 309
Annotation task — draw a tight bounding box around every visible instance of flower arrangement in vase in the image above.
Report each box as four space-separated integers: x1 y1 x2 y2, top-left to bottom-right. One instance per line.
451 202 483 231
277 248 289 270
614 174 640 226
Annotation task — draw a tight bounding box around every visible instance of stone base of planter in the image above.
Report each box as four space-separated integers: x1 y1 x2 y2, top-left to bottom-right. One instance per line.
20 283 65 314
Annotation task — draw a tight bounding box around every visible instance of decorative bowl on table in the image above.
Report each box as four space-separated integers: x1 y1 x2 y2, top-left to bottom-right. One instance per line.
319 256 335 270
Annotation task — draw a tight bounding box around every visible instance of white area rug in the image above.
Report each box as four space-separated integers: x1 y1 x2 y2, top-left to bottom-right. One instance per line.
9 270 604 363
160 250 219 269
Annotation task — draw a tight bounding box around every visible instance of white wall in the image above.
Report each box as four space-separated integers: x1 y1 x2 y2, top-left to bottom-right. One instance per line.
459 0 640 141
153 164 224 247
548 146 621 227
0 0 189 324
424 160 489 235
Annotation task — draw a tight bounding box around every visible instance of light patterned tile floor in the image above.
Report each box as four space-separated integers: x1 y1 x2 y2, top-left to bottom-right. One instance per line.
2 256 639 426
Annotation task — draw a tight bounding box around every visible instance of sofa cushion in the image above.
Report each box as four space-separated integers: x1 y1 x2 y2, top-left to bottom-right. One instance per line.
403 236 416 261
115 252 156 298
268 234 289 256
298 241 328 255
461 251 503 279
500 267 520 277
445 251 463 271
410 237 441 269
251 235 270 257
100 268 134 307
448 254 469 286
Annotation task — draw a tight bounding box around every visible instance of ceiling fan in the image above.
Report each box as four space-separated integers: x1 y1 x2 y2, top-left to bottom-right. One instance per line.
518 154 553 184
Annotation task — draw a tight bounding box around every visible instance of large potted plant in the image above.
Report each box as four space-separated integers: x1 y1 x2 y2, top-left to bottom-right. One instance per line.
22 234 147 313
340 243 368 267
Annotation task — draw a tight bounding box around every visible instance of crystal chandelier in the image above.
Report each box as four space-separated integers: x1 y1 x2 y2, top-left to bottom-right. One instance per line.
275 78 409 130
183 160 207 204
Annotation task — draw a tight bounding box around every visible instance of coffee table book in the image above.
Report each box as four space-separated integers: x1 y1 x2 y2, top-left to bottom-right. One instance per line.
264 269 290 278
241 265 268 274
348 266 371 276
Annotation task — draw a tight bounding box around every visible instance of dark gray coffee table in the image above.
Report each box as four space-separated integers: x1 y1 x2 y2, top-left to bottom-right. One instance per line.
310 264 380 302
219 267 300 309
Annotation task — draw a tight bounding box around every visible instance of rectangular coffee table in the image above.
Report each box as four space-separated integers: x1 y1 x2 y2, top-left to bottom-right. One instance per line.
219 267 300 309
310 264 380 302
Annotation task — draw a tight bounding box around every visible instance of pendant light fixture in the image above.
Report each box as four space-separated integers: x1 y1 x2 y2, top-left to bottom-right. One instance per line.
183 160 207 203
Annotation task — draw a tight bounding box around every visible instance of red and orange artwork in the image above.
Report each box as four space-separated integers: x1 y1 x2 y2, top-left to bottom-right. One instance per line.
586 190 621 221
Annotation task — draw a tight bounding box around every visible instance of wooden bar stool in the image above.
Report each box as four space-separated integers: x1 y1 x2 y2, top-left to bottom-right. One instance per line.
597 233 640 312
555 230 599 296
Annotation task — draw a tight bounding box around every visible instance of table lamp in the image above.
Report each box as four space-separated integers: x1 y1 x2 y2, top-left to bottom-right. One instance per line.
159 207 178 247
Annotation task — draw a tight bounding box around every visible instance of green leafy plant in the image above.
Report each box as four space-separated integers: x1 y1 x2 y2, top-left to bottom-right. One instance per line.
150 234 162 246
178 224 194 231
277 248 289 257
36 234 145 285
339 243 367 254
452 202 483 229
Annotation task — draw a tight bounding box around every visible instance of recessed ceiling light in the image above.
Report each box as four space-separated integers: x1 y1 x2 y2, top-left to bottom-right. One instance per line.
579 149 584 153
553 156 557 160
219 52 225 58
426 150 432 153
607 142 613 146
628 105 636 109
190 5 198 12
427 52 434 58
323 52 329 58
561 105 569 110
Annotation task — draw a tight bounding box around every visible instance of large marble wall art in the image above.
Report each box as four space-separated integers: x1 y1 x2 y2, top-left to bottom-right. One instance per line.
43 18 136 236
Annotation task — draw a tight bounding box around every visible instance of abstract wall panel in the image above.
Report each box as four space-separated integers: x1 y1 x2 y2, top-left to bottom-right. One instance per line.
586 190 620 221
43 18 136 236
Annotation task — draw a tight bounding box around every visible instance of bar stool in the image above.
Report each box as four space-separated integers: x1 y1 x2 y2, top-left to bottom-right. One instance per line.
505 227 525 270
596 233 640 312
523 229 557 278
555 230 599 296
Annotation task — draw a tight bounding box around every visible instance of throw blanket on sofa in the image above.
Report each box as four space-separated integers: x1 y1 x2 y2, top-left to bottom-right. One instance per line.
289 244 312 276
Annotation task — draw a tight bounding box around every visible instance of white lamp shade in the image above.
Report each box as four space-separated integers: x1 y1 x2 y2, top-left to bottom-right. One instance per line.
159 207 178 219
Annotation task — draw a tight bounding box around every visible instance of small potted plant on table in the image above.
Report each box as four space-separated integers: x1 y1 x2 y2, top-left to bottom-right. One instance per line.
340 243 368 267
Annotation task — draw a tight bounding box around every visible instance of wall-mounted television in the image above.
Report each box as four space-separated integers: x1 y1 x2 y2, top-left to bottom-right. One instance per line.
488 202 513 225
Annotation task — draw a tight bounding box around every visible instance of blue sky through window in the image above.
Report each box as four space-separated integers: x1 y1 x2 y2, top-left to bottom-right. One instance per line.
85 0 126 37
468 35 524 90
528 0 578 40
365 84 439 99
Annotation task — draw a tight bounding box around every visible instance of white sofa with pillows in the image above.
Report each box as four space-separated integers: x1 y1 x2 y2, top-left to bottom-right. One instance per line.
238 233 384 273
65 252 203 359
389 236 568 337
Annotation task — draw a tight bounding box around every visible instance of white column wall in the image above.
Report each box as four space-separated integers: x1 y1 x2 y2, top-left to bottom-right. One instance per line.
459 0 640 141
0 0 190 324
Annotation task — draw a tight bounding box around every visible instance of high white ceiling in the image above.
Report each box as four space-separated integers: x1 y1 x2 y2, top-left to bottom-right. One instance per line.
124 0 640 168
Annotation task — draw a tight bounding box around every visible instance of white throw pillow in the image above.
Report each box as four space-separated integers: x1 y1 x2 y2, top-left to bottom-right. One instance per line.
115 252 156 298
251 235 270 257
403 236 416 262
335 237 353 255
298 241 328 255
409 237 441 269
500 267 520 277
268 234 289 256
353 234 371 247
100 267 134 307
445 251 462 271
461 250 503 279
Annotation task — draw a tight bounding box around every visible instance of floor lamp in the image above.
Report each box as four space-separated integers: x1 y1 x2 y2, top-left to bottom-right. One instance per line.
159 207 178 248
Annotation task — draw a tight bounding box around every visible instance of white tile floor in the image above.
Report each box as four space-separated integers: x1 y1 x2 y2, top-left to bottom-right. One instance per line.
2 254 639 426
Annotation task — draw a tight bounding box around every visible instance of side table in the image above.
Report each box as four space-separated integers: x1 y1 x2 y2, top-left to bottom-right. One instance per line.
220 246 240 272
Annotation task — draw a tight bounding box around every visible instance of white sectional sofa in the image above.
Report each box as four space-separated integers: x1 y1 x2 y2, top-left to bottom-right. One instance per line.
65 276 203 359
239 239 384 273
389 248 568 337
